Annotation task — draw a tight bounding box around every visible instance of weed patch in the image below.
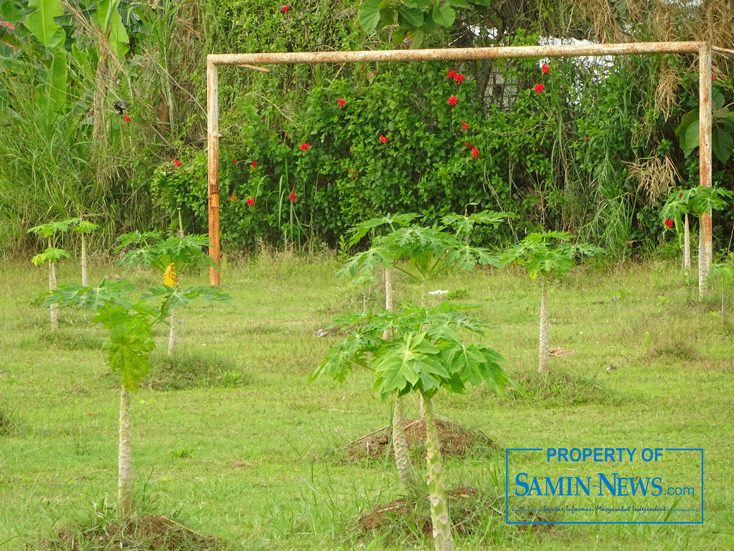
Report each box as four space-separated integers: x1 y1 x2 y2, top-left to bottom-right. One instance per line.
0 407 18 436
146 350 248 391
501 372 624 408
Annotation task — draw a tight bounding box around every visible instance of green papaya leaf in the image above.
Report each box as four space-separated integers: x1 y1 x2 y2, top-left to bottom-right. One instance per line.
32 247 69 265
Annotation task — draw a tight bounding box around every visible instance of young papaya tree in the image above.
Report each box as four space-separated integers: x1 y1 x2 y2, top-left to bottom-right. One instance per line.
310 302 508 551
710 252 734 319
74 217 98 286
28 219 78 330
338 210 508 499
45 276 228 517
660 185 733 293
115 231 217 354
500 231 603 375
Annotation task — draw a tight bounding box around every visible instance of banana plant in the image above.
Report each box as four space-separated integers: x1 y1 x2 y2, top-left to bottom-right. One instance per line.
500 231 603 375
45 276 227 517
311 302 508 551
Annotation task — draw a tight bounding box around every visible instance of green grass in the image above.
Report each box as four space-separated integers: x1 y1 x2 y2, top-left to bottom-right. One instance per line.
0 254 733 550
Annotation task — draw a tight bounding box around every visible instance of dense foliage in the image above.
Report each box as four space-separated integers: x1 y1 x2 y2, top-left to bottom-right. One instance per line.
1 0 733 259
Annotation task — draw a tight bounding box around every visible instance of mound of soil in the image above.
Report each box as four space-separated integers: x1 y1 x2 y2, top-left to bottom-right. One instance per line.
345 417 497 461
50 515 223 551
359 487 554 540
359 486 487 537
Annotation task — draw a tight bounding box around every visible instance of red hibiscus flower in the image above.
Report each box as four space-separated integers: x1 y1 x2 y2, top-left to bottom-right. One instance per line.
174 158 181 167
289 192 297 202
281 5 289 12
379 135 387 144
454 73 464 83
664 219 674 229
122 114 130 122
247 198 255 208
448 96 458 106
542 63 549 74
251 160 257 168
462 121 468 130
534 84 544 94
301 143 310 151
337 98 345 108
447 69 455 78
471 147 479 160
229 194 237 203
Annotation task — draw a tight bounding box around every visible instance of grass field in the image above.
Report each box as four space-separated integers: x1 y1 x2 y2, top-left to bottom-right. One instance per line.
0 252 732 550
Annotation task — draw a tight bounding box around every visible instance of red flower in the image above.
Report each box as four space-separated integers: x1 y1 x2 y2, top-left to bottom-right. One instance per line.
585 136 590 140
462 121 468 130
229 194 237 203
247 198 255 208
534 84 544 94
465 141 471 148
281 5 289 12
289 192 297 202
454 73 464 83
174 158 181 167
233 158 238 164
379 135 387 144
679 189 683 198
471 147 479 160
542 63 549 74
337 98 345 108
251 160 258 168
447 69 455 78
122 114 130 122
448 96 458 106
664 219 674 229
301 143 310 151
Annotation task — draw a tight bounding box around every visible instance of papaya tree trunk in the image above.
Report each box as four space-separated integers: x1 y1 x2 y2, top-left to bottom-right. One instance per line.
423 395 454 551
118 384 132 517
49 261 58 331
392 396 420 498
81 232 88 287
538 277 549 375
384 267 419 497
683 213 690 272
167 307 176 356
